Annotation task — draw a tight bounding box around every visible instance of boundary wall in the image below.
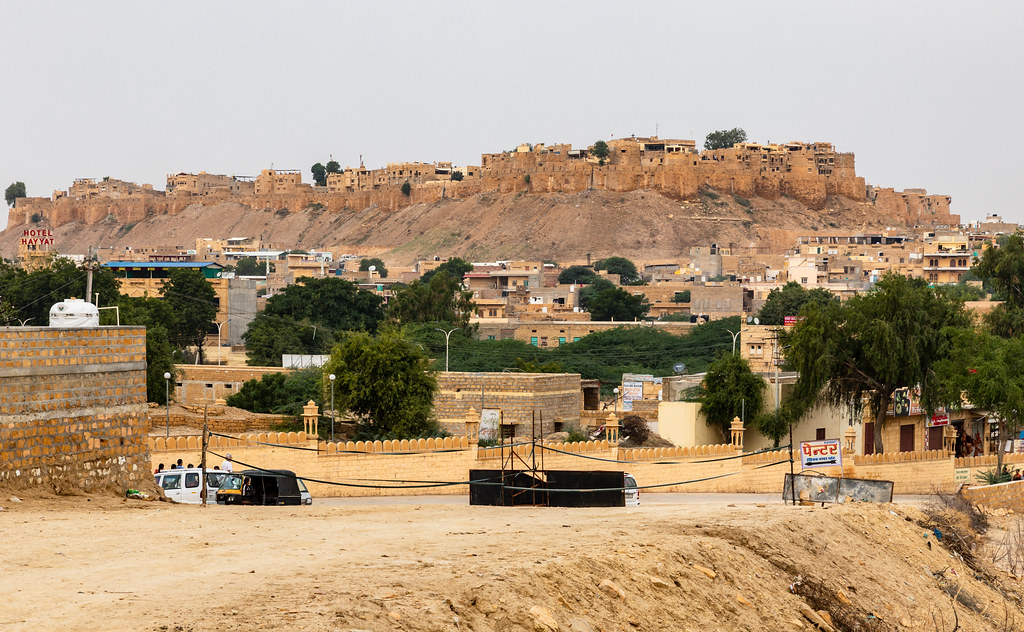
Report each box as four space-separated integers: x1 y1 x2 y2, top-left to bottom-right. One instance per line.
150 434 976 498
0 326 153 491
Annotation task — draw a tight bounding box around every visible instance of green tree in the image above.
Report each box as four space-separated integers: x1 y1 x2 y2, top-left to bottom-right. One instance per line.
311 163 327 187
325 160 341 174
160 268 219 363
421 257 472 283
243 277 385 366
401 181 411 196
451 170 464 181
672 290 691 303
5 181 26 207
359 257 388 278
756 282 838 325
227 368 323 419
973 233 1024 337
704 128 748 150
591 140 610 166
389 271 475 328
558 265 599 285
0 256 119 325
784 273 970 453
144 325 176 405
513 357 565 373
699 353 765 438
594 256 641 284
323 327 439 439
936 330 1024 474
586 286 650 321
577 278 615 311
234 257 273 276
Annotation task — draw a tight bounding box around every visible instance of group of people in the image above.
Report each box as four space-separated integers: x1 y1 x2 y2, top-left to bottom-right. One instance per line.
955 429 985 458
154 454 233 474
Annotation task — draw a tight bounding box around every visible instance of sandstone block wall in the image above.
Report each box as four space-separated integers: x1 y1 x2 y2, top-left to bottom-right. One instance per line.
0 327 152 491
435 372 582 436
173 364 294 405
962 480 1024 513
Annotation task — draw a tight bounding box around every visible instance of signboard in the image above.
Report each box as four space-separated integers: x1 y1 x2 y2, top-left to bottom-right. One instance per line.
954 468 970 484
784 473 893 504
479 409 501 442
783 315 800 326
927 413 950 427
20 228 54 247
799 439 843 469
282 354 329 368
620 381 643 412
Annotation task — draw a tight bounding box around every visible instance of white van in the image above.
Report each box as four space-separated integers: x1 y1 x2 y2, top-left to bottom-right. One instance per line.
155 468 230 504
624 473 640 506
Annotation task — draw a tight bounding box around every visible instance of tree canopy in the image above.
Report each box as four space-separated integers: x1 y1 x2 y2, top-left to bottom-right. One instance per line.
243 277 385 366
234 257 272 276
5 182 26 207
451 171 464 182
160 268 219 363
359 257 388 278
389 271 475 328
558 265 599 285
226 368 323 420
973 233 1024 337
586 286 650 322
704 128 748 150
311 163 327 187
0 256 119 325
591 140 610 165
756 281 838 325
322 327 439 439
421 257 472 283
783 273 969 453
699 353 765 438
593 256 641 284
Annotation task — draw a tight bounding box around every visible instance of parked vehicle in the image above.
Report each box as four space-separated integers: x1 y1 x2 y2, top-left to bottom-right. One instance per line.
624 473 640 506
215 469 308 506
154 468 229 504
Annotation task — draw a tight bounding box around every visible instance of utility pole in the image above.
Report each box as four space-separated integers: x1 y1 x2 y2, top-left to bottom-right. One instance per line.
84 246 95 304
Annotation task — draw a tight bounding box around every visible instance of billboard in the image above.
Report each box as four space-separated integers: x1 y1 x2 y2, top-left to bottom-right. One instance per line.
620 381 643 412
479 409 501 442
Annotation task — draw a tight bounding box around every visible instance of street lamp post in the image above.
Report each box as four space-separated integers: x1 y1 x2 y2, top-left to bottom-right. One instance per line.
613 387 619 415
329 373 336 442
163 372 172 439
214 320 226 366
435 328 457 372
727 329 741 355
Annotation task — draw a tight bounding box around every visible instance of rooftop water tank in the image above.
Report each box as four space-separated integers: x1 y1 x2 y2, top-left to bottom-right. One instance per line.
49 298 100 327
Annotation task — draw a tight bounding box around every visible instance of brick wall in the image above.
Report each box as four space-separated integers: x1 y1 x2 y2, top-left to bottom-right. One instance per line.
962 481 1024 513
0 326 152 491
434 372 582 436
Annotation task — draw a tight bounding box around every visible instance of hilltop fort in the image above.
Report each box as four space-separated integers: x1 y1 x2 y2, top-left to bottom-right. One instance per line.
6 137 958 233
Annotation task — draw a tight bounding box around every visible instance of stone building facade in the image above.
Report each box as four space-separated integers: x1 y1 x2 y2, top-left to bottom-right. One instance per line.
434 372 582 437
0 326 153 491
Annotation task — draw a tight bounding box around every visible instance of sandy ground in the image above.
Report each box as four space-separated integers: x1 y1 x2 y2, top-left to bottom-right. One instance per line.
3 490 1024 632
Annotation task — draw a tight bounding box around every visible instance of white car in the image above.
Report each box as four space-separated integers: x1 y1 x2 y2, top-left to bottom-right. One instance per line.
155 468 230 504
624 473 640 506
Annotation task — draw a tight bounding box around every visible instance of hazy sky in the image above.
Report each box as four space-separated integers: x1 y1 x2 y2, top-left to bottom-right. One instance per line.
3 1 1021 229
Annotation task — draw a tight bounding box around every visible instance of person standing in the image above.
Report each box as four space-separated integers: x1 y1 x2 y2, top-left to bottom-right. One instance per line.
220 453 233 473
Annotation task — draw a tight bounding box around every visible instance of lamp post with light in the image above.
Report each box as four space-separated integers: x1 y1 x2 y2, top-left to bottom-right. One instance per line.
163 372 172 438
329 373 336 442
214 320 226 366
613 387 619 415
435 328 456 372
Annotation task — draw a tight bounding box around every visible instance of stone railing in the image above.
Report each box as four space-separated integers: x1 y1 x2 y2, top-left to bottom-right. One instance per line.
619 444 735 461
149 431 308 452
855 449 951 465
954 453 1024 469
322 436 471 454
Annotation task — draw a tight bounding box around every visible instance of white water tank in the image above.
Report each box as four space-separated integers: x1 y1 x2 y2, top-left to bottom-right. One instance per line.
49 298 100 327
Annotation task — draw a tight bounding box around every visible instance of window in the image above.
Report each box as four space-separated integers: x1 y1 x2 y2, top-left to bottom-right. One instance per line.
185 472 200 488
160 474 182 490
531 337 538 346
488 335 496 341
573 337 581 342
815 428 826 440
558 337 566 345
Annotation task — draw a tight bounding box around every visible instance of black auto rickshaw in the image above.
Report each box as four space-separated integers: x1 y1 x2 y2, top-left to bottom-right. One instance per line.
215 469 303 505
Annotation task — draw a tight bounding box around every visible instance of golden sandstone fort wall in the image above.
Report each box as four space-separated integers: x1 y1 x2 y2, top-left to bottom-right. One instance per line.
6 141 957 232
0 327 153 491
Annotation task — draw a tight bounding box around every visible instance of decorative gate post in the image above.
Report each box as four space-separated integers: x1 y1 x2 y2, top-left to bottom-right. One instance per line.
302 400 319 438
465 407 480 446
730 416 745 450
606 413 620 445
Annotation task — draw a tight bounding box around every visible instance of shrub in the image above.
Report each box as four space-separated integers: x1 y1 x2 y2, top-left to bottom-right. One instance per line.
733 195 751 208
401 181 411 196
564 425 589 443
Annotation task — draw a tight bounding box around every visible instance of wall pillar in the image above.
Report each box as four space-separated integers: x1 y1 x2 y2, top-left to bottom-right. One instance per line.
730 416 745 450
844 426 857 454
606 413 620 445
943 425 957 454
302 400 319 438
465 407 479 446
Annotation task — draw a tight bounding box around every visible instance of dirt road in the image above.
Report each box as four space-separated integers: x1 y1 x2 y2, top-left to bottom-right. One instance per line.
2 490 1021 631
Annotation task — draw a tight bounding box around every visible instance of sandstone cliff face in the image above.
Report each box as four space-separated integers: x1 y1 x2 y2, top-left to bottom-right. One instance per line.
0 188 927 266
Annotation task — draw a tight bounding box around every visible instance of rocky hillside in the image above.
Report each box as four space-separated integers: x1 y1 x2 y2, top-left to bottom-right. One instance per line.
1 188 892 265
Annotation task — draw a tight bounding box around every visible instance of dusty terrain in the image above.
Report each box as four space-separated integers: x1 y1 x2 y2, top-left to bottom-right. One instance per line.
0 189 887 265
3 490 1024 632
